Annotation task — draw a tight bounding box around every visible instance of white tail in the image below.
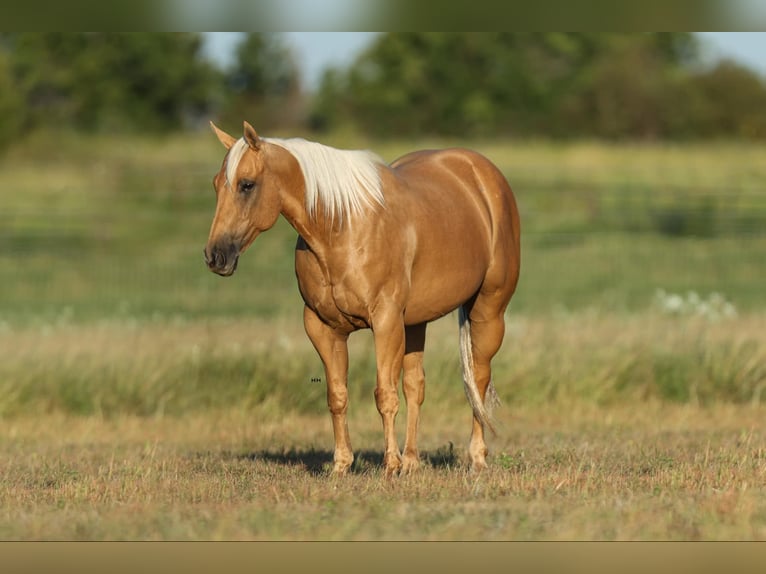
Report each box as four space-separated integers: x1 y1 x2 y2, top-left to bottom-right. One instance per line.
458 307 499 434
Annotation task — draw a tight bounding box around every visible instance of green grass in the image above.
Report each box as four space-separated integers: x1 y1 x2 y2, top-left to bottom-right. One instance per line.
0 132 765 540
1 133 765 323
1 312 764 419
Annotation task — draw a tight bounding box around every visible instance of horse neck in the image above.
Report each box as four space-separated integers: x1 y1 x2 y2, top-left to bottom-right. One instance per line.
266 142 329 250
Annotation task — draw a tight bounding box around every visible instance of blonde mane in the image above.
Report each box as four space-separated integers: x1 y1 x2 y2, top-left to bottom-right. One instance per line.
226 136 385 225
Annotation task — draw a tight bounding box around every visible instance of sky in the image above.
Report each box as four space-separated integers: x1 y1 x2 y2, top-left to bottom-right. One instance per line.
697 32 766 74
204 32 766 92
203 32 380 90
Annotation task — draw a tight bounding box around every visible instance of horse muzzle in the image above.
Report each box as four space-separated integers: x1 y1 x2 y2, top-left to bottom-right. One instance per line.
204 244 240 277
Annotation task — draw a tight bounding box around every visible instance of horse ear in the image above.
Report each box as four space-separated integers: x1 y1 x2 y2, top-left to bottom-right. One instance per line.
243 121 261 150
210 121 236 150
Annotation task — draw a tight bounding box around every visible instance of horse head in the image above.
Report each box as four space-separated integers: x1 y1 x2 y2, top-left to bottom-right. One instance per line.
204 121 282 276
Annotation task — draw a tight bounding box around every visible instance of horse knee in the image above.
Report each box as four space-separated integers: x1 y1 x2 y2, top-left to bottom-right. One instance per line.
374 385 399 416
327 387 348 415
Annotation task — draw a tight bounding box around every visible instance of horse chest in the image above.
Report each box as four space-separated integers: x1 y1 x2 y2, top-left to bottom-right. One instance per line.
295 245 369 330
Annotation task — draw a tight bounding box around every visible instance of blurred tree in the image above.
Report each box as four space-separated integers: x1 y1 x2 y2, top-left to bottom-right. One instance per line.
228 33 297 97
687 60 766 139
219 33 303 131
0 33 218 135
309 67 347 132
321 33 612 136
311 32 766 141
3 32 764 145
0 47 24 148
558 34 696 139
339 33 521 136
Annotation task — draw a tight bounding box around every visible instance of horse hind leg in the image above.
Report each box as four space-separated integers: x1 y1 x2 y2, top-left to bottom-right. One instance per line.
459 299 507 472
402 323 427 473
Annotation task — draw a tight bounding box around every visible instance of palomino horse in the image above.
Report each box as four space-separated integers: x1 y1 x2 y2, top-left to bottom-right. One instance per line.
204 121 520 476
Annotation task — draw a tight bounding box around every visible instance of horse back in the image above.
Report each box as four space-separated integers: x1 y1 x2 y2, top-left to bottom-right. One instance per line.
390 147 519 253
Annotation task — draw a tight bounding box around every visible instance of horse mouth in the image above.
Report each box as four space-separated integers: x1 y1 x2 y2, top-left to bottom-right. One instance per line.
212 255 239 277
204 246 240 277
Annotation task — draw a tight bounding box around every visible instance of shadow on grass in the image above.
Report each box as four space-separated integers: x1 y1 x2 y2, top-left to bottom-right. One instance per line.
234 442 460 476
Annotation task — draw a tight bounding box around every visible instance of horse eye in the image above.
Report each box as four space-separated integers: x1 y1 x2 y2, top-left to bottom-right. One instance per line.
238 179 256 194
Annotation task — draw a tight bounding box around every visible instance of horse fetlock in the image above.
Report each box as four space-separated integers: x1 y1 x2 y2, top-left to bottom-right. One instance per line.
469 457 488 473
469 441 489 472
333 451 354 475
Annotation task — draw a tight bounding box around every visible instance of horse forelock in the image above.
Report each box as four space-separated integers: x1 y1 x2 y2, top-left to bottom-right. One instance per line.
266 137 385 225
225 138 250 188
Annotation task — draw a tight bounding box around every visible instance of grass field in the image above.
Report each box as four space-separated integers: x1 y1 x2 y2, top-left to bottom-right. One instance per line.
2 401 766 540
0 131 765 539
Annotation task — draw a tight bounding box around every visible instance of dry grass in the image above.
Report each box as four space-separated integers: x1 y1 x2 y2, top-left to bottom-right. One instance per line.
1 402 765 540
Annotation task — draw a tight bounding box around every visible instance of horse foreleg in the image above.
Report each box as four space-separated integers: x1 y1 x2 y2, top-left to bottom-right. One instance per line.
371 308 406 477
303 306 353 475
402 323 427 473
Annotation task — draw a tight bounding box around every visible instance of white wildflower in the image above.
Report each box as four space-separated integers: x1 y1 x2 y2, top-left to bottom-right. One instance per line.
653 289 737 321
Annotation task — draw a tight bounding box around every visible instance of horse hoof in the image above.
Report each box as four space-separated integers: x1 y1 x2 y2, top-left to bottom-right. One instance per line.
384 465 401 478
401 455 421 474
332 461 352 476
383 453 403 478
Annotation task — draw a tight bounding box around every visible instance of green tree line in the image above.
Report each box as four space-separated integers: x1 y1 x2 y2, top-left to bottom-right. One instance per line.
312 32 766 139
1 32 765 148
0 32 302 147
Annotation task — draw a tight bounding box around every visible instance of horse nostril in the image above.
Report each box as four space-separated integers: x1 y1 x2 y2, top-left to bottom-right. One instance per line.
204 244 239 274
204 247 225 269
